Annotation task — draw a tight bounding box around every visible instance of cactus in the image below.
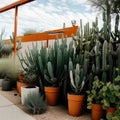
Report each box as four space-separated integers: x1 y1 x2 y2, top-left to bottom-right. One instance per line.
102 40 108 83
69 59 87 95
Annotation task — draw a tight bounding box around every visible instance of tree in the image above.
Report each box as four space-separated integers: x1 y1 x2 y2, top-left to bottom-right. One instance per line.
87 0 120 14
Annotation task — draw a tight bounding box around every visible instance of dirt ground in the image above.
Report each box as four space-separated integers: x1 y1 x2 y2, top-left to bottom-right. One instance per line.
0 88 91 120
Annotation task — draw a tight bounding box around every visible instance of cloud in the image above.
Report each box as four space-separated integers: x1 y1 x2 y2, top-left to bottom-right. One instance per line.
0 0 103 39
0 0 19 8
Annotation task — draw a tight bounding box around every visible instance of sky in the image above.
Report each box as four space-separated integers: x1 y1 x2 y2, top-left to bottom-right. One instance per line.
0 0 103 39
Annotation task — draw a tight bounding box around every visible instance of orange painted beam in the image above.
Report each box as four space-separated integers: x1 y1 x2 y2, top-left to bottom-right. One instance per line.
0 0 35 12
20 26 78 42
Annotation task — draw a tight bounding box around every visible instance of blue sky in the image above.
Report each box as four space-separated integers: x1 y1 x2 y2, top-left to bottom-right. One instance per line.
0 0 102 39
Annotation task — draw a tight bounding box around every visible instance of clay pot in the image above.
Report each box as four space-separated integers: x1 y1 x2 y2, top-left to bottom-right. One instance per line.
18 75 24 82
107 107 116 114
67 93 84 116
16 81 28 96
44 87 61 106
92 104 103 120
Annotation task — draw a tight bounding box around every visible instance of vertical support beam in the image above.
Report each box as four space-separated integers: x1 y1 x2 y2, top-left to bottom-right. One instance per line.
46 34 49 47
14 6 18 56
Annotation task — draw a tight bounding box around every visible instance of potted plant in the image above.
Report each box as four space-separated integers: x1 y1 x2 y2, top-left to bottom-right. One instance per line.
87 77 104 120
20 73 39 105
44 60 63 106
67 59 87 117
106 106 120 120
100 82 120 114
0 58 20 91
18 43 47 94
44 41 66 106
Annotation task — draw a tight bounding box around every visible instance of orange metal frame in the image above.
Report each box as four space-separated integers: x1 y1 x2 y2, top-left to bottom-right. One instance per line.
0 0 35 55
20 26 78 47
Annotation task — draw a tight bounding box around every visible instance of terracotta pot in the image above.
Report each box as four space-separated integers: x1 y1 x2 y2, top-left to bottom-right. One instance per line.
107 107 116 114
92 104 103 120
16 81 28 96
67 93 84 116
18 75 24 82
44 87 61 106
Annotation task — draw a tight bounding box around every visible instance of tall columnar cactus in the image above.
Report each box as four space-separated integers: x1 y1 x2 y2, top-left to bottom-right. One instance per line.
102 40 108 83
102 10 111 42
94 40 101 74
116 45 120 70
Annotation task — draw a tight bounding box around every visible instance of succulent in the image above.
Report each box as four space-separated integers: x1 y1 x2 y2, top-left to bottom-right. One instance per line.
22 73 37 84
24 93 47 114
69 58 87 95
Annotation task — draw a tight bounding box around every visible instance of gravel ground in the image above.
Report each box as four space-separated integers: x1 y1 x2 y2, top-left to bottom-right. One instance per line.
0 88 91 120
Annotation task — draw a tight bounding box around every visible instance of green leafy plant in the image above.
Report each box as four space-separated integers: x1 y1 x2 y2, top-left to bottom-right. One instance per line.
100 82 120 109
24 93 47 114
106 107 120 120
87 77 104 109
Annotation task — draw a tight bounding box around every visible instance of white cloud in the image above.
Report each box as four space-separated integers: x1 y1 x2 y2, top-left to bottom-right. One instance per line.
0 0 105 39
0 0 19 8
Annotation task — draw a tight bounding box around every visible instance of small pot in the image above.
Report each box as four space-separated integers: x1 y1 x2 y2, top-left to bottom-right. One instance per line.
0 79 4 87
92 104 103 120
2 80 12 91
107 107 116 114
18 75 24 82
67 93 84 116
16 81 28 96
44 87 61 106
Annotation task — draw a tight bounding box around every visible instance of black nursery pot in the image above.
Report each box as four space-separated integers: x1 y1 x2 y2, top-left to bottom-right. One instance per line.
2 80 12 91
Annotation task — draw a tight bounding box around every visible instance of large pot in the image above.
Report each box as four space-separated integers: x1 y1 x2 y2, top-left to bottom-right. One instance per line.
44 87 61 106
67 93 84 116
21 86 39 105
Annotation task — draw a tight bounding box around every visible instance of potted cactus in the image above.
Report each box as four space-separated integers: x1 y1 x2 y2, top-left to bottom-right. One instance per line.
67 58 87 116
44 57 63 105
44 39 68 106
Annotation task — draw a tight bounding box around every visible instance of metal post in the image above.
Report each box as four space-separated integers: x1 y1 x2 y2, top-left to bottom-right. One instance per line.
14 6 18 56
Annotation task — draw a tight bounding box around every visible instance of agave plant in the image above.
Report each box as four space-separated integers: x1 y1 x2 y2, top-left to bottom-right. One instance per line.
24 93 47 114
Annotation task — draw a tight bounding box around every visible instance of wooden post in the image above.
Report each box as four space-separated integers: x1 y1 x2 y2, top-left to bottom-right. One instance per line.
14 6 18 56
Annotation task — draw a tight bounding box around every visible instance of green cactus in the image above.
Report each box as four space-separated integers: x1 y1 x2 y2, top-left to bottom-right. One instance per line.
69 59 87 95
102 40 108 83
